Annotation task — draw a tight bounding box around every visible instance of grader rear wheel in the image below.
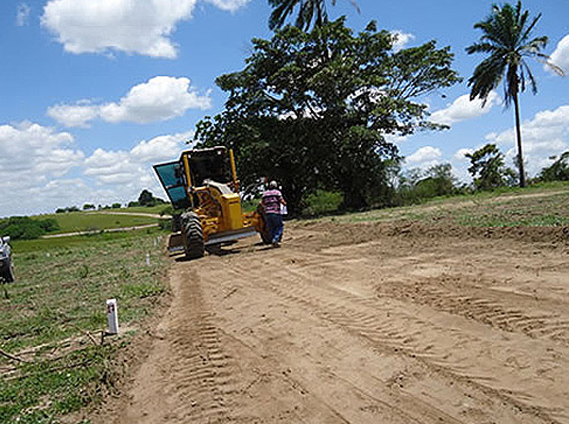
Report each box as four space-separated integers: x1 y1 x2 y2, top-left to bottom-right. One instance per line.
181 212 205 259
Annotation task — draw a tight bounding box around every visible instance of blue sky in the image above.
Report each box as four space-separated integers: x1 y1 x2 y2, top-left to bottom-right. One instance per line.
1 0 568 216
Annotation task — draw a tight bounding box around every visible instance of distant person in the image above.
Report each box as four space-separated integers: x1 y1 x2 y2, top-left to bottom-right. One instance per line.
261 181 287 247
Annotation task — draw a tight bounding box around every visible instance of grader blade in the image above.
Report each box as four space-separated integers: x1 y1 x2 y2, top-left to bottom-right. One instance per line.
167 232 185 254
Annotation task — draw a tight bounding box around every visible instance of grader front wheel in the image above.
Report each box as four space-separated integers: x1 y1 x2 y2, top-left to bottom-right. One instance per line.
181 212 205 259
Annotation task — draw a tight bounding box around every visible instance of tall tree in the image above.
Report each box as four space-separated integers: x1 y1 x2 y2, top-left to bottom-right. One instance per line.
466 1 563 188
194 20 460 212
268 0 359 31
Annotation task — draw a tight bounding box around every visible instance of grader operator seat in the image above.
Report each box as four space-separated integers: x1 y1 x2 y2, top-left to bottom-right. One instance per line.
153 146 269 259
187 147 230 188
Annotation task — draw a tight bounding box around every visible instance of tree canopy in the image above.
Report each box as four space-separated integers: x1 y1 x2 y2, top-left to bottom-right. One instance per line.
195 19 460 213
137 189 166 207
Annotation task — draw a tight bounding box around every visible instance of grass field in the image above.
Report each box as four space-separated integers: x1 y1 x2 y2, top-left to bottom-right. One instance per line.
115 205 171 215
0 228 168 424
35 210 162 235
323 181 569 227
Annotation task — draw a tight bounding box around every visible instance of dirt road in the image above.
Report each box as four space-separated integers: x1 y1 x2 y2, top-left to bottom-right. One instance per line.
101 221 569 424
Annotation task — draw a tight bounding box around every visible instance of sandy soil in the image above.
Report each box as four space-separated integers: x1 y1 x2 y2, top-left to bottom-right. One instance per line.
95 220 569 424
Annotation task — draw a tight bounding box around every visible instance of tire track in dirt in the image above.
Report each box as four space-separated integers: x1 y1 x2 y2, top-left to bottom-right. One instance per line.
199 261 468 424
101 221 569 424
113 266 240 424
200 252 565 424
211 238 569 423
376 275 569 344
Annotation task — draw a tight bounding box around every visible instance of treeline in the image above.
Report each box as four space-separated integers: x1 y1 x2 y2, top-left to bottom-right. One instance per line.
1 190 167 241
300 143 569 216
391 143 569 205
56 190 166 214
0 217 60 240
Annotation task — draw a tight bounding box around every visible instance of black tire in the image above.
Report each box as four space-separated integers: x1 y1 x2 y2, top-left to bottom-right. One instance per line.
182 212 204 259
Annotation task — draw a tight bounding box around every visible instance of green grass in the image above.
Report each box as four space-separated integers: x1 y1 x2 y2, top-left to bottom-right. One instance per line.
120 205 171 215
1 228 168 423
34 211 160 235
322 182 569 228
450 192 569 227
302 190 344 216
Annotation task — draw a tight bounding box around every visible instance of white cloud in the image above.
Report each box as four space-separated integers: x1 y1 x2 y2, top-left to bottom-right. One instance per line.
48 76 211 127
82 131 190 197
101 77 211 123
42 0 195 58
385 134 408 146
0 122 190 217
391 30 415 51
549 34 569 75
453 148 474 162
431 91 499 126
0 122 81 175
41 0 250 58
205 0 250 12
16 3 31 26
405 146 442 169
47 101 99 128
0 122 86 216
131 131 193 162
450 148 476 183
486 105 569 175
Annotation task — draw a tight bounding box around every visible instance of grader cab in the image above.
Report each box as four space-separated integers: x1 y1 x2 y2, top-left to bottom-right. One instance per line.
153 146 270 259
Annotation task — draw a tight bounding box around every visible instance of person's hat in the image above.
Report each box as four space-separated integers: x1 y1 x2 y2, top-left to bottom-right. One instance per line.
269 180 278 189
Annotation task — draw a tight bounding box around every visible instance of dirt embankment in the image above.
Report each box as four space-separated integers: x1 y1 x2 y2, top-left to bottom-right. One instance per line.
93 221 569 424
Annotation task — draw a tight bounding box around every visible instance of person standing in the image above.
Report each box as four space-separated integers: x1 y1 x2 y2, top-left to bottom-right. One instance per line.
261 181 287 247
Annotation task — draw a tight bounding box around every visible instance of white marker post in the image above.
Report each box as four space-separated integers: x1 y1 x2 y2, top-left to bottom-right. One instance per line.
106 299 119 335
146 252 151 266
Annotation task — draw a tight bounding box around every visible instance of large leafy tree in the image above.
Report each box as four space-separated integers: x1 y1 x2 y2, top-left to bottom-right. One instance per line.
268 0 359 31
195 19 460 212
466 1 563 188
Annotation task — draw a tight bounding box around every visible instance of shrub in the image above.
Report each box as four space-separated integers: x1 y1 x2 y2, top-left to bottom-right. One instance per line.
0 216 60 240
302 190 344 216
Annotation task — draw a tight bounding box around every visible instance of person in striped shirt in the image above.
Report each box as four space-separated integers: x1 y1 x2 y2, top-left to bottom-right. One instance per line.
261 180 287 247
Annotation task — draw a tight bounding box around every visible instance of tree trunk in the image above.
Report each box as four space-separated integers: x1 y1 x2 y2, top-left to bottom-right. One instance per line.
512 91 526 188
342 185 368 210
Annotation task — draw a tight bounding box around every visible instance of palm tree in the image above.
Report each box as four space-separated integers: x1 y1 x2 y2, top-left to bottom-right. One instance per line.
466 1 563 187
268 0 359 31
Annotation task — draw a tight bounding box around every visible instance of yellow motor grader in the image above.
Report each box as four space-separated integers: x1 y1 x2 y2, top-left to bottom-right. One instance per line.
153 146 271 259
